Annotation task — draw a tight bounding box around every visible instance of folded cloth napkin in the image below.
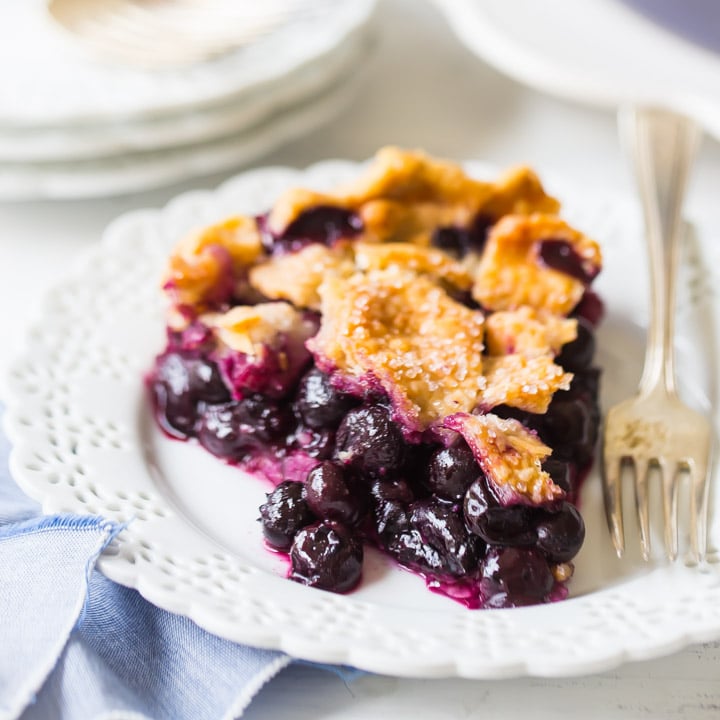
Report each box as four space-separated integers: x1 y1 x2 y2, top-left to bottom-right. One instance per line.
0 409 305 720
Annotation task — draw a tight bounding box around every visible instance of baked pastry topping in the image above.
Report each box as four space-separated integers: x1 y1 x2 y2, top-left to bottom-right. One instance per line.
148 148 603 609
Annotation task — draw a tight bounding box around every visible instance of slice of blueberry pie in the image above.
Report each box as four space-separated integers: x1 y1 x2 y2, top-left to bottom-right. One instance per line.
149 147 603 608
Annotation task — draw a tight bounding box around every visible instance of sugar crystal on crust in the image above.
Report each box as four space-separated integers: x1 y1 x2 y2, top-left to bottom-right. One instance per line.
485 307 577 357
163 216 262 310
480 355 572 414
308 270 486 431
155 148 603 515
267 147 560 245
472 214 601 314
249 244 354 311
353 242 472 290
202 302 306 356
444 413 564 506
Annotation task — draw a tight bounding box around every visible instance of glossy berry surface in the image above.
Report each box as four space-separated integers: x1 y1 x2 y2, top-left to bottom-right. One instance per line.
335 405 406 476
152 351 230 437
539 239 598 284
259 481 315 550
370 479 414 542
536 502 585 562
409 500 480 576
464 479 538 546
294 369 357 430
304 461 366 526
386 529 445 575
481 546 554 608
290 427 336 460
427 444 480 501
198 395 289 459
290 522 363 593
269 206 363 253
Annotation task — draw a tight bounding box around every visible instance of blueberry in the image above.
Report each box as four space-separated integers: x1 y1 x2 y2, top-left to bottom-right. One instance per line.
303 462 366 526
291 427 336 460
565 367 601 401
481 546 554 607
294 369 357 430
290 522 363 593
539 239 598 284
371 478 415 505
151 376 197 438
572 290 604 327
463 479 538 546
409 500 480 576
386 530 446 575
536 502 585 562
542 458 575 494
369 479 414 542
335 405 406 476
198 395 289 459
431 227 468 255
194 361 231 404
538 398 594 464
427 444 480 501
544 382 600 468
556 318 595 371
269 206 363 253
373 499 411 542
259 481 315 550
431 214 493 257
151 351 230 437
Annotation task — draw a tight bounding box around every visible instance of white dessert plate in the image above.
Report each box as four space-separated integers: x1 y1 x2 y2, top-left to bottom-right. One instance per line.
0 0 375 127
433 0 720 141
0 63 366 201
0 29 370 163
4 160 720 678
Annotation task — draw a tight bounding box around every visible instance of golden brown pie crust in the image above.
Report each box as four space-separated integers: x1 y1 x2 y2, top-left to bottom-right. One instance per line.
160 147 602 503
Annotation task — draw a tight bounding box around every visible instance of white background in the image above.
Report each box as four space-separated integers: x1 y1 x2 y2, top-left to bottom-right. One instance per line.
1 0 719 717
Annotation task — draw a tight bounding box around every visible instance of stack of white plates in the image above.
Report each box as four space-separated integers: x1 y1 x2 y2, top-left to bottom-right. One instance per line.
0 0 377 200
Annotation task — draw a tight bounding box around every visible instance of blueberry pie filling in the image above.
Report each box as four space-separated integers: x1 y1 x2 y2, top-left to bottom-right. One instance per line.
149 148 603 608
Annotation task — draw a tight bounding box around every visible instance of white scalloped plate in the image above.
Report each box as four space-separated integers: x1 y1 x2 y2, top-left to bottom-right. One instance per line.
4 160 720 678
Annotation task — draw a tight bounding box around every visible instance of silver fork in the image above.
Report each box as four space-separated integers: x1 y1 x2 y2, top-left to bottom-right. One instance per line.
602 106 712 563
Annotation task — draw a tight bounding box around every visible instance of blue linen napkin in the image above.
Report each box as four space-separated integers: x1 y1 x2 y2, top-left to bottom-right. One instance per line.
0 412 296 720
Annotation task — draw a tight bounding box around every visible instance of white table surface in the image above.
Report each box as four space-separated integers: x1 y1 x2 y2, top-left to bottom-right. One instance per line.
1 0 719 717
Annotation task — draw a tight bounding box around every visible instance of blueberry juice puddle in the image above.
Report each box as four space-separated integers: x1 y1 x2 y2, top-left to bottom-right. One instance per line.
148 148 605 610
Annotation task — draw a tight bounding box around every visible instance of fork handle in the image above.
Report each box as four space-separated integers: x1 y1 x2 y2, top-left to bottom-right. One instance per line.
619 107 701 396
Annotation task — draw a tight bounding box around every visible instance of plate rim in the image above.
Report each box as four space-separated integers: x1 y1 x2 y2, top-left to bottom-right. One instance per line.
3 157 720 678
